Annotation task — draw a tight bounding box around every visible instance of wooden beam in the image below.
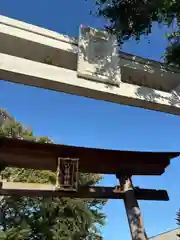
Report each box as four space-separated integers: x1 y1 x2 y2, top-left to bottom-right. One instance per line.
0 182 169 201
0 137 178 175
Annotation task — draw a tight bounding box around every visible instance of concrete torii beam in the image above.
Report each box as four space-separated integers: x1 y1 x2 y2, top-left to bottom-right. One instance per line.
1 15 180 115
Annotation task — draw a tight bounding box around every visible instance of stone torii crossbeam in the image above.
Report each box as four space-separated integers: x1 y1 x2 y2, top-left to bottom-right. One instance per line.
1 15 180 115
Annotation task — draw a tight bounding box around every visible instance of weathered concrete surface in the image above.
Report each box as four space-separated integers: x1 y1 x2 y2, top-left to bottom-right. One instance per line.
1 15 180 114
78 26 180 92
1 14 180 91
1 53 180 115
0 14 78 70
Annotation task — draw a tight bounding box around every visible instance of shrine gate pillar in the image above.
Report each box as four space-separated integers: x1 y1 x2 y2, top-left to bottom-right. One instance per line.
116 175 148 240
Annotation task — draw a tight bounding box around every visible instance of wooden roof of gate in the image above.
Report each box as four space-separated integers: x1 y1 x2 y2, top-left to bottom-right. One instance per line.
0 137 179 175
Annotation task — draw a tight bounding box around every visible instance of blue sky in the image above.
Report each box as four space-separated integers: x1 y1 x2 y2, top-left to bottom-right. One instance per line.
1 0 180 239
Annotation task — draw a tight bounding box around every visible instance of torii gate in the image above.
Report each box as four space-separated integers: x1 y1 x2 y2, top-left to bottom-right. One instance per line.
0 15 180 240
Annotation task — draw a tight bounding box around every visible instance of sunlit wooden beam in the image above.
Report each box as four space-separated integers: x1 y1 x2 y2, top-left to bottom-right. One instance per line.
0 182 169 201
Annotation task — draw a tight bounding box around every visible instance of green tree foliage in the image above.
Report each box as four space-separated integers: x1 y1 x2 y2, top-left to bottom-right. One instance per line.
0 110 106 240
94 0 175 41
93 0 180 65
165 24 180 66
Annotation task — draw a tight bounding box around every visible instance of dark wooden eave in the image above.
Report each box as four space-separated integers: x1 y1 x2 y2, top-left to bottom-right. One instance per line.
0 137 179 175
